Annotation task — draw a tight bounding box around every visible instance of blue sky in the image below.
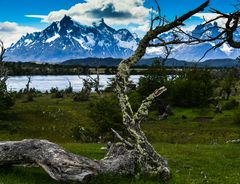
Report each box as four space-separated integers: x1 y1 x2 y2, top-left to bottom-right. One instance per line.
0 0 237 47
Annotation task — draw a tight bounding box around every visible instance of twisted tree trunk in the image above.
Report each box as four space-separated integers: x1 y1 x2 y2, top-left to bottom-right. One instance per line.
0 140 138 183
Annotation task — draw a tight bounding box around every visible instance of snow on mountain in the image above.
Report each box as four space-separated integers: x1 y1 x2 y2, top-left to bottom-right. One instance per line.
171 22 240 61
6 16 139 62
5 17 240 63
147 22 240 61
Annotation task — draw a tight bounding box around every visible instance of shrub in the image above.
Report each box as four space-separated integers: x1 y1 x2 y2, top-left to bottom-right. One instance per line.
128 91 142 112
65 86 73 94
73 91 89 102
50 87 59 93
104 78 116 92
89 95 123 140
52 91 64 98
50 87 64 98
71 124 94 142
26 93 34 102
223 99 239 110
0 91 15 110
137 67 167 98
167 69 215 107
233 110 240 124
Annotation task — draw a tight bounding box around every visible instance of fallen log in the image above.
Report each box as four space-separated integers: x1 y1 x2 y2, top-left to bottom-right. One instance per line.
0 140 141 183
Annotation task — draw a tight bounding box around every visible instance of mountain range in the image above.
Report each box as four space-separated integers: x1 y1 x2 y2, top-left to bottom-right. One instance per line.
5 15 240 64
6 16 139 62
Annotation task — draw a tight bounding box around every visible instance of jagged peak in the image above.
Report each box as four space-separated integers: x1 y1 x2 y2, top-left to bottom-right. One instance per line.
93 18 106 27
100 18 105 24
92 18 116 33
61 15 72 22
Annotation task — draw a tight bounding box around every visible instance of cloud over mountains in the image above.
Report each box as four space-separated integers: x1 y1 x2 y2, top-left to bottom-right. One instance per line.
0 22 39 47
26 0 151 32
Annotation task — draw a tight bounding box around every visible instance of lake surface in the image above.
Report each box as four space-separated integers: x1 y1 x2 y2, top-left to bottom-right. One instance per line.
6 75 142 92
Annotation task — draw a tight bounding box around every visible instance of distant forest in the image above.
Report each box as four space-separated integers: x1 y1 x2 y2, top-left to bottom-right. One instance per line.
4 62 119 76
4 56 240 76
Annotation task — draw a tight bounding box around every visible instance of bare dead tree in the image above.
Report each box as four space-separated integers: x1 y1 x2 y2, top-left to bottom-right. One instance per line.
0 40 8 90
0 1 230 183
87 67 102 95
25 76 32 93
78 66 103 96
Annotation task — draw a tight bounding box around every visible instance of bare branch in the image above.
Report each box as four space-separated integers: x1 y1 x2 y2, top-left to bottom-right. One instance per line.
111 128 133 148
197 41 225 62
134 87 167 123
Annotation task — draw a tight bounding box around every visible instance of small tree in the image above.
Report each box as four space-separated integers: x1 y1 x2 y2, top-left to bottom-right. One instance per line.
168 68 215 107
0 40 14 110
74 67 102 101
220 70 236 100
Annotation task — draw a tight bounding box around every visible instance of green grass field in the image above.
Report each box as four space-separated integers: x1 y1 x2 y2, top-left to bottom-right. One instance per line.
0 94 239 183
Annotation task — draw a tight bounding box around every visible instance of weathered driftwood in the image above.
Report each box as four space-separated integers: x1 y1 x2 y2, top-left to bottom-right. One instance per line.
0 1 211 183
0 140 138 183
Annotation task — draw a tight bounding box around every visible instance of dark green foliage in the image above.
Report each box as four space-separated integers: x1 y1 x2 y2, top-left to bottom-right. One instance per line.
137 66 215 107
73 91 89 102
0 91 15 110
104 78 116 92
50 87 64 98
128 91 142 112
167 69 215 107
137 66 168 98
5 62 88 75
64 86 73 94
26 93 34 102
18 88 41 96
73 78 93 102
65 81 73 94
71 124 94 142
53 91 64 98
89 95 123 140
50 87 59 93
223 99 239 110
220 70 237 100
233 110 240 124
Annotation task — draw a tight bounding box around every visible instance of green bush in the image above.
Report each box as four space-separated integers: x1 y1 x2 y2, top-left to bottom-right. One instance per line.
233 110 240 124
73 91 89 102
89 95 123 140
137 67 167 98
137 68 215 108
52 91 64 98
50 87 59 93
50 87 64 98
0 91 15 111
223 99 239 110
167 69 215 107
128 91 143 112
71 124 94 142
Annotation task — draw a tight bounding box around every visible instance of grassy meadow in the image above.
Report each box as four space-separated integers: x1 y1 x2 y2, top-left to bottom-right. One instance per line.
0 93 239 183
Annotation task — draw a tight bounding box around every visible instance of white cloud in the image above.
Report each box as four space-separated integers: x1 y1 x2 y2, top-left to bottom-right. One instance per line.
181 25 197 32
131 23 150 33
193 13 227 27
0 22 39 47
25 0 151 28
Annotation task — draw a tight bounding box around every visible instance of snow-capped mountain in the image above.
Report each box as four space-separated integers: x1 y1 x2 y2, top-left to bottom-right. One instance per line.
173 22 240 61
6 16 139 62
6 18 240 63
147 22 240 61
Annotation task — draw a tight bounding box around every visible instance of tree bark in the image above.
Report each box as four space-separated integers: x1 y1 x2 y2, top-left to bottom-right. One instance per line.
0 140 139 183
